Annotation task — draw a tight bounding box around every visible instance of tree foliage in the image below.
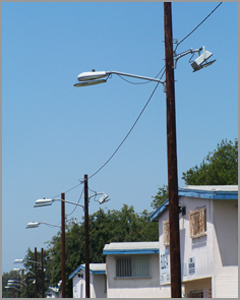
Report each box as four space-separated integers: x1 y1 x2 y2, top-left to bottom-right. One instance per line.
151 185 168 211
182 139 238 185
46 204 158 297
2 270 21 298
151 139 238 212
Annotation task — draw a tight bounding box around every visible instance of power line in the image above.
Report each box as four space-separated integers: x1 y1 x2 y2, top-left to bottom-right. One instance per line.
174 2 223 52
88 71 165 180
53 68 165 195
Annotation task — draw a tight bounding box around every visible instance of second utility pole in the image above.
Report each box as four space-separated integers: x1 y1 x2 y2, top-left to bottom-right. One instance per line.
61 192 66 298
164 2 182 298
84 174 90 298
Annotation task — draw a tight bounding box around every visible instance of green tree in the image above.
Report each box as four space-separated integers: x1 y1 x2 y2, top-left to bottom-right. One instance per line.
46 204 158 297
182 139 238 185
151 139 238 211
2 270 20 298
151 185 168 210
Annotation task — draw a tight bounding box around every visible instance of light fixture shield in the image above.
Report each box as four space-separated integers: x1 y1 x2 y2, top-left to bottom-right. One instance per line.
77 71 108 81
74 79 107 87
26 222 40 228
34 198 53 207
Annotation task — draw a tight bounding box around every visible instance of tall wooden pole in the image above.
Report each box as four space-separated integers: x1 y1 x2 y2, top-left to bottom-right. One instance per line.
34 247 38 298
164 2 182 298
41 248 44 298
84 174 90 298
61 192 66 298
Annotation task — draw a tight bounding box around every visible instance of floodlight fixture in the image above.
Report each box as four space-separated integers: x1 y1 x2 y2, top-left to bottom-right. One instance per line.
98 193 110 204
173 46 216 71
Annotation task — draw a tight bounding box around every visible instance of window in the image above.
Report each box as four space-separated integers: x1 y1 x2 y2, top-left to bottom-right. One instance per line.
163 219 170 246
116 256 150 278
189 208 206 238
189 290 204 298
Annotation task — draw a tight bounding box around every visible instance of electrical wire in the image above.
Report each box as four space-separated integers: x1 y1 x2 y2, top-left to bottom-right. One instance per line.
88 68 165 180
66 185 84 217
174 2 223 53
52 67 166 197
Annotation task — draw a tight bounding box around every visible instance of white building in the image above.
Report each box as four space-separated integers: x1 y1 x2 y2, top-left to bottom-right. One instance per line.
69 263 106 298
45 287 62 298
150 185 238 298
103 241 161 298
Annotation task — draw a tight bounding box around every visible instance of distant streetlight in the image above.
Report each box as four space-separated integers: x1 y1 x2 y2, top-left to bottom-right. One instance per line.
34 188 109 298
26 221 61 229
14 247 44 298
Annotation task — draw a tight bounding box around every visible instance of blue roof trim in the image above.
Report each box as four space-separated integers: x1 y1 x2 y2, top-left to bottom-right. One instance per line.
103 249 159 255
150 198 169 222
178 188 238 200
150 187 238 222
69 265 105 279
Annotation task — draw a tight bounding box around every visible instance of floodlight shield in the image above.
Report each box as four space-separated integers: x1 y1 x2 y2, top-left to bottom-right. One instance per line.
192 59 216 72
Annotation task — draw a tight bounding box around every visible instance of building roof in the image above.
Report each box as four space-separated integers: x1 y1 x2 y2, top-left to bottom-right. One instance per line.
69 263 106 280
103 241 159 255
150 185 238 222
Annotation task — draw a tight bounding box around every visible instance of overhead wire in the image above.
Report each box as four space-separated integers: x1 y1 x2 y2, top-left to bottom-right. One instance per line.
174 2 223 53
88 66 166 180
66 184 84 217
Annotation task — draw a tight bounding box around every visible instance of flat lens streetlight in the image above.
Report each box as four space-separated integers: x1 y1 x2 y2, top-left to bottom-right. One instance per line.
74 70 166 92
26 221 61 229
34 198 53 207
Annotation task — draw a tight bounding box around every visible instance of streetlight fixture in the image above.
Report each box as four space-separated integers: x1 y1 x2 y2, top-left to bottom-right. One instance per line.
14 248 44 298
14 258 41 266
26 221 61 229
74 69 166 92
34 189 109 298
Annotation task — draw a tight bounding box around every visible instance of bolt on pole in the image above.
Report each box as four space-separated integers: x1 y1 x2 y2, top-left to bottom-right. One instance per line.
164 2 182 298
84 174 90 298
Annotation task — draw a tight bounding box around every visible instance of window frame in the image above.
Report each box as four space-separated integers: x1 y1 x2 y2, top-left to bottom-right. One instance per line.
189 208 207 239
163 219 170 246
115 255 150 279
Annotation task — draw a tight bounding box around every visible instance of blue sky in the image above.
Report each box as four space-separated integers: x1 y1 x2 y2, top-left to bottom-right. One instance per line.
2 2 238 274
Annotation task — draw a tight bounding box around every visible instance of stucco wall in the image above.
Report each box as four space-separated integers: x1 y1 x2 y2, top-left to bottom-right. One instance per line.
158 197 214 283
211 199 238 298
107 253 162 298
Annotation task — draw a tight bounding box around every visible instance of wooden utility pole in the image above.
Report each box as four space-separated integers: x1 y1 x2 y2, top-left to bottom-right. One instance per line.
84 174 90 298
61 192 66 298
41 248 44 298
34 247 38 298
164 2 182 298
